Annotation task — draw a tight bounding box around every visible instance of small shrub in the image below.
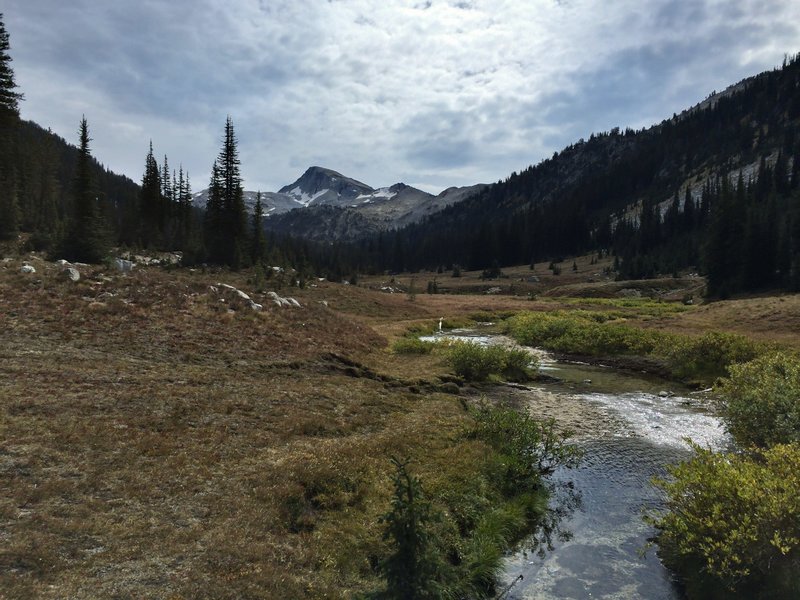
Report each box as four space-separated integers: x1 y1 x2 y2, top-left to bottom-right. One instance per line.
379 457 445 600
665 331 764 381
505 312 661 356
651 442 800 598
392 337 435 355
447 342 536 382
714 352 800 448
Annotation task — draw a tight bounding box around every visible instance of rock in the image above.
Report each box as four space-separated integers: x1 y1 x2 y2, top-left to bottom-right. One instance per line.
658 390 672 398
56 259 69 266
114 258 134 273
20 264 35 274
583 379 592 384
266 291 299 308
438 382 461 395
486 286 502 295
619 288 642 298
62 267 80 282
214 283 262 311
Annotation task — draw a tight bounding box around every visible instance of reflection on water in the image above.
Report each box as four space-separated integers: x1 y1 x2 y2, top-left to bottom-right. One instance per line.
421 329 729 599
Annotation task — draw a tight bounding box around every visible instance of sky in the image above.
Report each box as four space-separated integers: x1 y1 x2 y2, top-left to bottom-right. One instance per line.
5 0 800 194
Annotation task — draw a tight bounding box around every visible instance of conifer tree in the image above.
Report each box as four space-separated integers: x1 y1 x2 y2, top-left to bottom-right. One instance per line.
204 160 224 261
0 13 22 118
251 191 265 264
62 117 109 262
139 142 162 248
206 117 247 267
379 457 442 599
0 13 22 240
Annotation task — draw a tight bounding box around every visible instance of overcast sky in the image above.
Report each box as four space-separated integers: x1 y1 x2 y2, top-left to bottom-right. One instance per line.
5 1 799 194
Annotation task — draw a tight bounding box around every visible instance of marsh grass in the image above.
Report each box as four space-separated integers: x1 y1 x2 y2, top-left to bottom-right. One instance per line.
1 262 574 599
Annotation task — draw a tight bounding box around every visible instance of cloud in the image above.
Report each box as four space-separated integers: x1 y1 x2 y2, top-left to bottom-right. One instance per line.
6 0 800 194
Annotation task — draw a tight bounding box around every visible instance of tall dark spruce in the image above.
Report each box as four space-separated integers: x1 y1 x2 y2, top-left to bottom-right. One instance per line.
0 12 22 240
62 117 109 262
205 117 247 268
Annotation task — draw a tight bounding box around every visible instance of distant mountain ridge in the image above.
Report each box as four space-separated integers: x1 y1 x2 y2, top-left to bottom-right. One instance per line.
192 165 486 241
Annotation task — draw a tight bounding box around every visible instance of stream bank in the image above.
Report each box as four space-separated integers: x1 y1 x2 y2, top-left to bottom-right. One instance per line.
423 329 729 599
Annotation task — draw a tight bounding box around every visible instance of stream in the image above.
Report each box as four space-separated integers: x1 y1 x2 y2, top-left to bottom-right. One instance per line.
421 329 730 599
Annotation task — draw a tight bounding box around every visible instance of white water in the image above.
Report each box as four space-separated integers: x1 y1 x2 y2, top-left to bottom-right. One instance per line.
422 329 729 599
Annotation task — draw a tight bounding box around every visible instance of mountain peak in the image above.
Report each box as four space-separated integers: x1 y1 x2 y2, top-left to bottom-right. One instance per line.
278 166 374 207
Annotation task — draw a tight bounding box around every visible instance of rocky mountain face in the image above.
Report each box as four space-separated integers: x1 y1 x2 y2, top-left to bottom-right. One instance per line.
192 165 485 241
278 166 373 208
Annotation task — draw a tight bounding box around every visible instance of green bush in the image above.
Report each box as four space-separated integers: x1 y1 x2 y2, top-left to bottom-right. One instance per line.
506 311 773 385
665 331 764 382
651 443 800 598
377 406 579 599
714 352 800 448
447 342 536 382
392 337 435 355
505 312 661 356
470 405 581 492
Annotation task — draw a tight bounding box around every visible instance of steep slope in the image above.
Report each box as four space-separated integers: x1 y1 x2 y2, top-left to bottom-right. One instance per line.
350 54 800 278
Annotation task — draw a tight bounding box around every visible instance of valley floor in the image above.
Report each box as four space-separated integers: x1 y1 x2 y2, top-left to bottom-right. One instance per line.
2 253 798 598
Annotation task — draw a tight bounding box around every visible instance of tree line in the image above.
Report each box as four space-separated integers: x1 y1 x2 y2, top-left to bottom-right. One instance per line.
310 53 800 296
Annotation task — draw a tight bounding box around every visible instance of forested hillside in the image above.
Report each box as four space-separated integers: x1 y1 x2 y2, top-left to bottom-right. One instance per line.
333 54 800 296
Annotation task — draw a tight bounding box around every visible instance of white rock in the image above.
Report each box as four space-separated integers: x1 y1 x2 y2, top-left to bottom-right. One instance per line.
62 267 80 282
286 298 301 307
20 265 35 274
114 258 134 273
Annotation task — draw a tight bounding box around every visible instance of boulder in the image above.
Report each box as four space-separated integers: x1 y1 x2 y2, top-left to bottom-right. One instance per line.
115 258 134 273
215 283 262 311
20 264 35 274
62 267 80 282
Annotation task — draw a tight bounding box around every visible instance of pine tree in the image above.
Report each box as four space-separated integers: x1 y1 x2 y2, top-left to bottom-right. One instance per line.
379 457 442 599
0 13 22 240
206 117 248 267
139 142 162 248
0 13 22 118
204 160 224 262
251 191 265 265
62 117 109 262
0 170 19 240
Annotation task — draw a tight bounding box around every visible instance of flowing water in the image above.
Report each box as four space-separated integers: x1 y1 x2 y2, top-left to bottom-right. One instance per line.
422 329 730 599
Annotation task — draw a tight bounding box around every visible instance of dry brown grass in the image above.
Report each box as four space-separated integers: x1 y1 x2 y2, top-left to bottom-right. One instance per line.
0 256 486 599
2 251 798 598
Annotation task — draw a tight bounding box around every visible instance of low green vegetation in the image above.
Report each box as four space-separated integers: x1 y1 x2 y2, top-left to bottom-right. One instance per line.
558 296 691 317
651 352 800 598
447 341 536 382
665 331 766 382
391 337 435 355
376 405 580 599
714 352 800 448
652 443 800 599
504 310 768 384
